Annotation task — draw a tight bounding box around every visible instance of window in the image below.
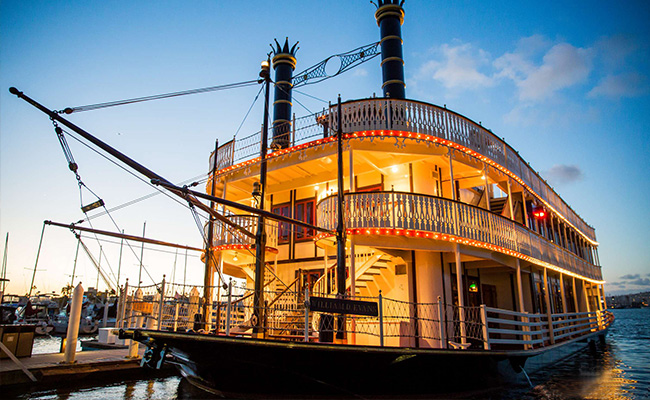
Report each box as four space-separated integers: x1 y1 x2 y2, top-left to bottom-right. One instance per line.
294 199 315 241
271 203 291 244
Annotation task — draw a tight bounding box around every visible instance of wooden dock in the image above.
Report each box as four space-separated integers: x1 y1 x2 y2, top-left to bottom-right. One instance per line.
0 347 167 387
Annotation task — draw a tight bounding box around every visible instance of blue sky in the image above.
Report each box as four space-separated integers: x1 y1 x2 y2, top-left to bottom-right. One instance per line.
1 0 649 296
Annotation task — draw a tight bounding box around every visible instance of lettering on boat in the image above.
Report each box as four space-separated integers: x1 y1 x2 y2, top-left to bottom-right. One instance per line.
309 296 379 316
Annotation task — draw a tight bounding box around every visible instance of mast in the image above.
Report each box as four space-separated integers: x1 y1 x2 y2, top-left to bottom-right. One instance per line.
253 57 272 338
335 95 347 341
138 222 146 286
336 95 346 298
202 139 219 327
1 233 8 298
29 223 46 297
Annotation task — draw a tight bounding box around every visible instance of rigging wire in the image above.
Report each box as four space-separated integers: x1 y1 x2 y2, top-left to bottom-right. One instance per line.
78 172 207 223
272 82 313 114
47 74 300 289
69 83 266 225
63 128 192 212
57 79 260 114
234 84 265 137
52 119 123 288
76 234 201 257
76 235 118 291
57 127 168 285
293 89 329 104
186 197 229 288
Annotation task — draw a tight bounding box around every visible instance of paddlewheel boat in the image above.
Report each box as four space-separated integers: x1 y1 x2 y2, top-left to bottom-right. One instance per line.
11 0 612 397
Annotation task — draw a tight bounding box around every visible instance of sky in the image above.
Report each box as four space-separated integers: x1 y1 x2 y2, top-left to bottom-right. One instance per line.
1 0 649 297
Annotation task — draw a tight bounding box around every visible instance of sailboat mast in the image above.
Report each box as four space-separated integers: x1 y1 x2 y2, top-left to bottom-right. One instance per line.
117 230 124 289
1 233 8 297
202 139 219 327
29 223 46 297
138 222 146 286
70 237 81 288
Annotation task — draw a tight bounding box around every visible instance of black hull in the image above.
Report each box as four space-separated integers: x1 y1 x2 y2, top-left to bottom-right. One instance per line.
124 329 532 397
123 328 609 398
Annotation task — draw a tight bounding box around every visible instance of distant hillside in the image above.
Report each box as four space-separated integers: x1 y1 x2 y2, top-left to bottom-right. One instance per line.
608 291 649 308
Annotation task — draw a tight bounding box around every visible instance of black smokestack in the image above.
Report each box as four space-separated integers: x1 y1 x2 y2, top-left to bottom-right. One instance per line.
271 38 298 149
375 0 406 99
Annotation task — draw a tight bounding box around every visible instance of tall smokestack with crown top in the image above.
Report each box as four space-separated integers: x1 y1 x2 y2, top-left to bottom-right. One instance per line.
271 38 298 149
375 0 406 99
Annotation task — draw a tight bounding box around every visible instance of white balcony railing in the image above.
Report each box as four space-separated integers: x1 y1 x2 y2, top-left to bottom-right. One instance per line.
317 192 602 281
210 214 278 249
212 98 597 244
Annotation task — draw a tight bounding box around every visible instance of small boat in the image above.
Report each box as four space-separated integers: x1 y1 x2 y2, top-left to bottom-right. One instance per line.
52 299 99 335
1 294 22 324
14 299 56 335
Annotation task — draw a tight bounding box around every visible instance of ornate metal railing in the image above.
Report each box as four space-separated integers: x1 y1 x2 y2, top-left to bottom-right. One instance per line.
317 192 601 280
119 278 611 351
210 98 596 243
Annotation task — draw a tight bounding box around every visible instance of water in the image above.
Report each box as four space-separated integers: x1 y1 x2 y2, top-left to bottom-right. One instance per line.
8 308 650 399
32 334 97 355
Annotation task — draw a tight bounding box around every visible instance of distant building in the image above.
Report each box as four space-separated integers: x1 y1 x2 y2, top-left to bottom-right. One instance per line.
608 291 649 308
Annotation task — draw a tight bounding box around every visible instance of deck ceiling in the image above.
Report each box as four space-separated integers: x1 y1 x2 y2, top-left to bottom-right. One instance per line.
221 139 522 202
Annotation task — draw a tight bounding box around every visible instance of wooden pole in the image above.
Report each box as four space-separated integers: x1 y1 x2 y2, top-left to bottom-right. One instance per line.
253 58 271 338
202 139 220 330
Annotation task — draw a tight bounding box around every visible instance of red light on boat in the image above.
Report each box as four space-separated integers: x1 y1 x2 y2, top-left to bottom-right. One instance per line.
532 206 547 220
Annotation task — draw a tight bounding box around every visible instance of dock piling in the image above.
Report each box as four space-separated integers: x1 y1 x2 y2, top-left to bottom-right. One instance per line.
63 282 84 364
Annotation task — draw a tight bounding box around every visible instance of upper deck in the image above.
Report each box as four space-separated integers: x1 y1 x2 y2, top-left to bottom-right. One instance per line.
212 98 596 245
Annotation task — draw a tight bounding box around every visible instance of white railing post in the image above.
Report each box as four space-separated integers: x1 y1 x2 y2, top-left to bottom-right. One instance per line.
480 304 490 350
173 302 179 332
304 285 310 342
379 291 384 347
437 296 446 349
391 189 396 229
225 278 233 336
158 275 166 330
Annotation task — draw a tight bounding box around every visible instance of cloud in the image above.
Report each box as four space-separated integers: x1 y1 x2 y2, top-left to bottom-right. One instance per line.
543 164 584 185
588 72 648 99
495 41 594 101
621 274 641 280
629 278 650 287
418 42 494 90
587 35 649 99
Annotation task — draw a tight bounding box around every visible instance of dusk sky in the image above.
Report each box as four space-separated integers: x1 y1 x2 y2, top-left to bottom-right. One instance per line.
1 0 649 296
